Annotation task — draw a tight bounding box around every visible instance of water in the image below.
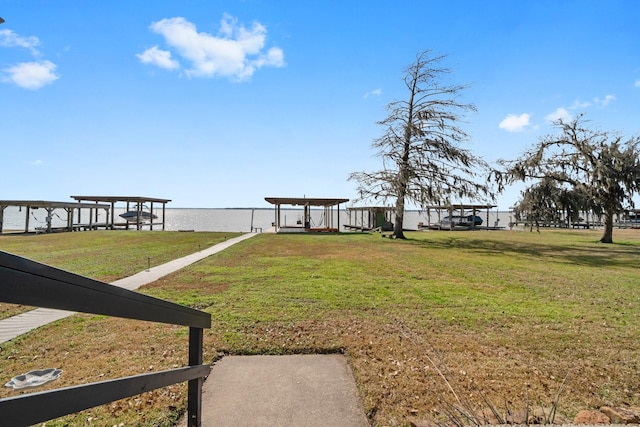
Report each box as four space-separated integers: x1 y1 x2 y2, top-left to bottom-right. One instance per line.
0 206 514 233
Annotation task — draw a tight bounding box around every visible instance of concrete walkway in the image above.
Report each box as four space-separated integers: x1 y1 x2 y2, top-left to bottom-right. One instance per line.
0 232 257 343
177 355 369 427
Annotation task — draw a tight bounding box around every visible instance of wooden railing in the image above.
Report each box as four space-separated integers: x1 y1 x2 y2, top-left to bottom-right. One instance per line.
0 250 211 427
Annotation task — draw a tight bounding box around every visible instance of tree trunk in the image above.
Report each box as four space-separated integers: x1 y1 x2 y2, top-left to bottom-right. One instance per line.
393 194 406 239
600 211 614 243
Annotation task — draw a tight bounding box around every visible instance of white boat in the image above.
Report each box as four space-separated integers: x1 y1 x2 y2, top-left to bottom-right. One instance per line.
119 211 157 222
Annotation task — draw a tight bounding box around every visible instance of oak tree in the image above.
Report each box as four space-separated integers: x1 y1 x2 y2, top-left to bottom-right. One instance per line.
497 115 640 243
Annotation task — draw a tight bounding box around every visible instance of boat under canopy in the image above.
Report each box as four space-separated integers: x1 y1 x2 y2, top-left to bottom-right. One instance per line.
119 211 157 222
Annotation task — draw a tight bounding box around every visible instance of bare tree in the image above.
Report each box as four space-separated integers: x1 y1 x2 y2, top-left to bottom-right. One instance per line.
497 115 640 243
349 50 493 239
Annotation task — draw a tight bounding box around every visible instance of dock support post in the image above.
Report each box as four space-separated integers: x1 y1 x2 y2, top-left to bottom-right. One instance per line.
110 202 115 230
66 208 72 231
162 203 166 231
45 208 53 233
150 202 155 231
25 206 30 233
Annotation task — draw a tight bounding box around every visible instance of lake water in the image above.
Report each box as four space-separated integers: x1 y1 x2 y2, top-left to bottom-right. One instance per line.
0 206 514 233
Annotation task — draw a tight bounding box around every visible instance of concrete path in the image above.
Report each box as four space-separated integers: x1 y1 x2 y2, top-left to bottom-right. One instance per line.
0 232 258 343
177 355 369 427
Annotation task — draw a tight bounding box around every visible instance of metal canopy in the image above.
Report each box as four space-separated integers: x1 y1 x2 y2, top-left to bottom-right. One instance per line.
423 204 497 210
264 197 349 207
71 196 172 203
0 200 110 209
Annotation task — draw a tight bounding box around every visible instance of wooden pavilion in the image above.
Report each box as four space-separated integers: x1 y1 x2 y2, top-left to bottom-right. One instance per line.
264 197 349 233
71 196 171 230
0 200 111 234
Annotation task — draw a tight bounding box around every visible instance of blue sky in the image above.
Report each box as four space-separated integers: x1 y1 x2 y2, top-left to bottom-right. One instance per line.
1 1 639 209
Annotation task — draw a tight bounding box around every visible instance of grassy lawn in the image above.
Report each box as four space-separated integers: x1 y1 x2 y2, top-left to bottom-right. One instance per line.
1 229 639 426
0 231 240 319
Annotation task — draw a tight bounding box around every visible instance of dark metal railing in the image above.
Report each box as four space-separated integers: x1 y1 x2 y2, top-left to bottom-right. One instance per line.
0 250 211 427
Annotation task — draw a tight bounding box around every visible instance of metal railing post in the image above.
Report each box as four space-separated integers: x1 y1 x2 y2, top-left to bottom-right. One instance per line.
188 326 205 427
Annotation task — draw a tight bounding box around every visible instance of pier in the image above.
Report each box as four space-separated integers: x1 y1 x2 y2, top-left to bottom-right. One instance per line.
71 196 171 231
344 206 395 232
0 200 110 234
0 196 171 234
417 204 499 230
264 197 349 233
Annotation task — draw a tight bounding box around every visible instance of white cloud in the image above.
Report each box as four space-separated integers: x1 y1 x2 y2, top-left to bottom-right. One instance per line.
635 80 640 88
569 99 591 110
0 29 41 56
0 29 60 89
594 94 616 107
2 60 59 89
136 46 179 70
545 107 571 123
140 15 285 81
498 113 531 132
364 88 382 99
28 159 43 166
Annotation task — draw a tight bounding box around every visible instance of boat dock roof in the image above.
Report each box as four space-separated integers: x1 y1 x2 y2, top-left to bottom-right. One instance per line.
264 197 349 207
0 200 110 210
264 197 349 232
70 196 172 204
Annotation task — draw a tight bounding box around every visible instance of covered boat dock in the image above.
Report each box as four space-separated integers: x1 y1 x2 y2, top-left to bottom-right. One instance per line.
71 196 171 230
344 206 395 231
418 204 499 230
0 200 111 234
264 197 349 233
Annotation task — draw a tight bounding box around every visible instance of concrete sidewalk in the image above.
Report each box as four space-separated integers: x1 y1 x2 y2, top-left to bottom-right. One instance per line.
177 355 369 427
0 232 258 343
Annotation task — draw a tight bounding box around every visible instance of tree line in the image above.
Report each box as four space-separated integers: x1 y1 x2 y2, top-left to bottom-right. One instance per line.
349 49 640 243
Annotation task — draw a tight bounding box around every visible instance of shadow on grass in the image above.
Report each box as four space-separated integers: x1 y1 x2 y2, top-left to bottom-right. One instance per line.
405 233 640 268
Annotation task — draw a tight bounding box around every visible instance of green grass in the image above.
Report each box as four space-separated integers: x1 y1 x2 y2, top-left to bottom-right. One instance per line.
0 231 240 319
0 230 240 280
2 229 640 426
154 230 639 330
